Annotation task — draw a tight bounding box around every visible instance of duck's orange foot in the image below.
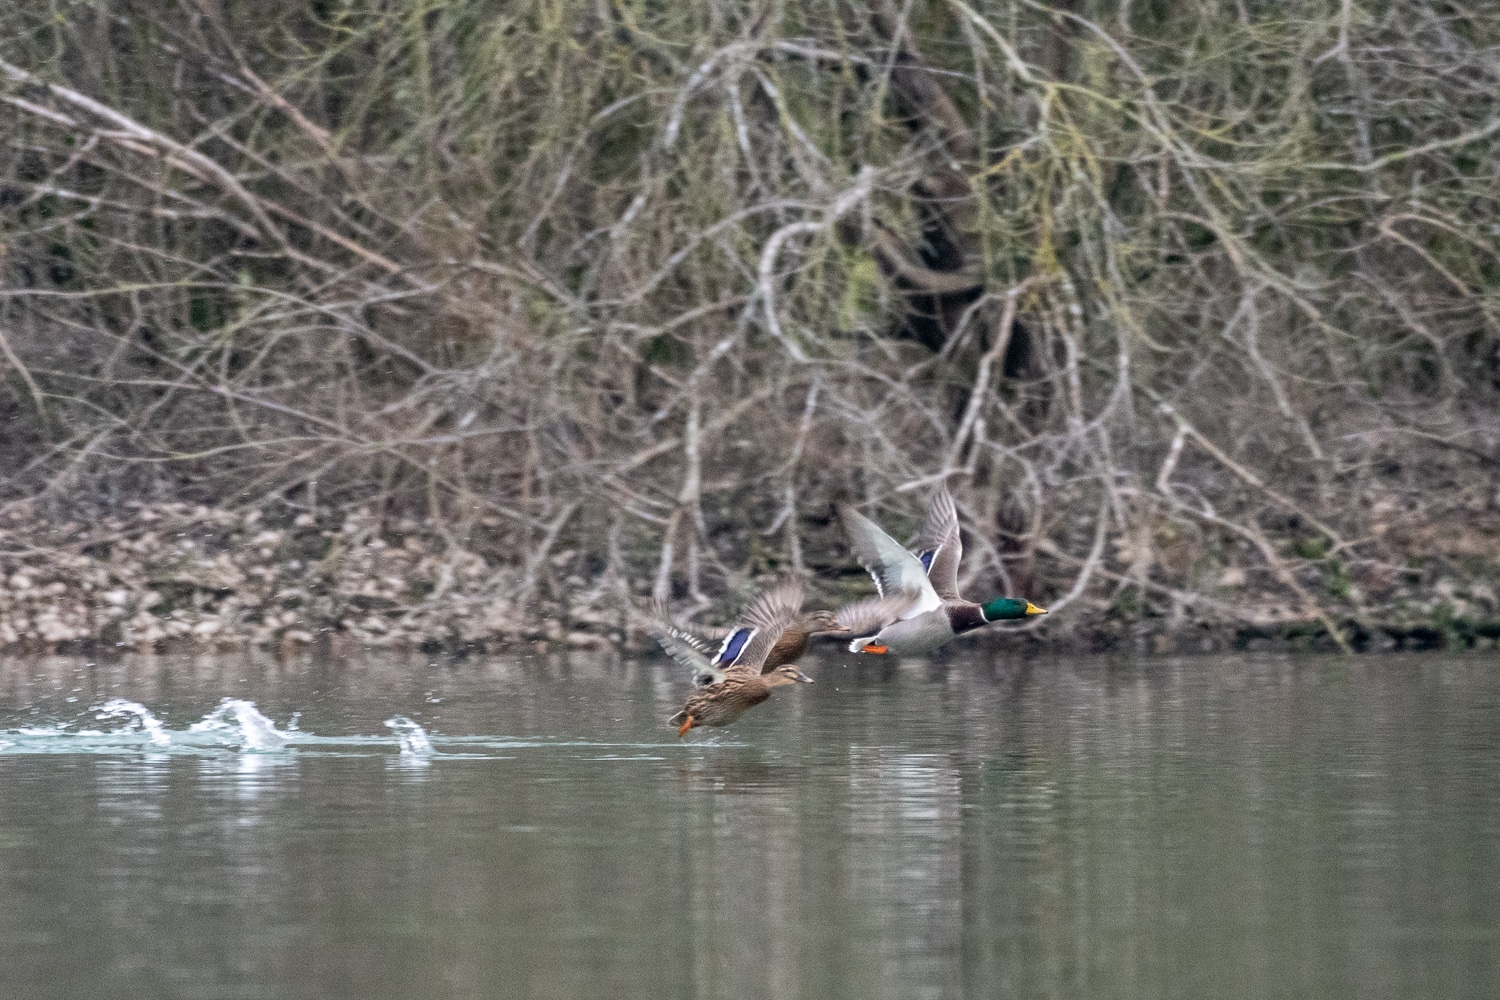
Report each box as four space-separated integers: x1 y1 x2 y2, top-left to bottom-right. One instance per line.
676 715 695 738
861 644 889 654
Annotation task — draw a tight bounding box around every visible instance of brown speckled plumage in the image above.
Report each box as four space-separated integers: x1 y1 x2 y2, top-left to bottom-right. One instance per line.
667 665 814 736
642 578 823 737
760 610 845 672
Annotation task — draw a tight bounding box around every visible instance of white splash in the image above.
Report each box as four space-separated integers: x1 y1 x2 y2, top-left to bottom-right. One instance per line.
93 698 172 746
189 698 290 750
17 725 68 737
384 715 433 756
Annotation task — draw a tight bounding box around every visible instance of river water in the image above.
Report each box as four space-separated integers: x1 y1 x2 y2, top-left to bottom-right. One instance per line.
0 649 1496 1000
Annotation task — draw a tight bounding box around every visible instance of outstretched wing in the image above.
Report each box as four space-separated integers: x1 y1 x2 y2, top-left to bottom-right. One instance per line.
683 621 734 643
641 601 725 687
713 577 803 674
834 500 941 616
833 593 921 639
916 485 963 601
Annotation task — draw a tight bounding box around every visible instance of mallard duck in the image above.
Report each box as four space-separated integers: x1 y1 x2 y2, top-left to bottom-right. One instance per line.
644 578 816 737
762 608 846 669
667 665 815 737
676 605 849 672
834 486 1047 656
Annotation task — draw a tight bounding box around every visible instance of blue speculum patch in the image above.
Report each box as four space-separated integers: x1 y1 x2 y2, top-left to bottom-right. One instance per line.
919 549 936 572
714 627 755 666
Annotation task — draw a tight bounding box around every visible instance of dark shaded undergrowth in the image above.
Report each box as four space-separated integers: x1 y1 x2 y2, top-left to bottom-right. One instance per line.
2 1 1498 651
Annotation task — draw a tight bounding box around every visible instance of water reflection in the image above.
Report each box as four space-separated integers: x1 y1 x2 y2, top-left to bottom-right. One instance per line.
0 651 1497 999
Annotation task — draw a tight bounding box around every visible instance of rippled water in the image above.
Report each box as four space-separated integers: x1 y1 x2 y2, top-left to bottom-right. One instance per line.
1 649 1497 1000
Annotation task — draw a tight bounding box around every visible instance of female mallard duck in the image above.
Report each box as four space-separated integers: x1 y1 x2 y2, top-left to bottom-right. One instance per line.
674 603 849 672
835 486 1047 656
645 578 817 737
668 665 815 737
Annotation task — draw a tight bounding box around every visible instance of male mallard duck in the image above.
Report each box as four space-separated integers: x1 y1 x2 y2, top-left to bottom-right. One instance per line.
834 486 1047 656
644 578 816 737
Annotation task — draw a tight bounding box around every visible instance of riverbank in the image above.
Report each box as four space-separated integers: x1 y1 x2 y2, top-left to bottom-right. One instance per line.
4 501 1498 658
6 0 1500 666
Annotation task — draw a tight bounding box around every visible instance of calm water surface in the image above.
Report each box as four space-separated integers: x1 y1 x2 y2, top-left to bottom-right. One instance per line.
0 649 1497 1000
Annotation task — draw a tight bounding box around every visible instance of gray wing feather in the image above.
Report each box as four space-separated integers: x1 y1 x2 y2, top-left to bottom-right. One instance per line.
650 625 726 686
917 486 963 601
835 501 941 613
641 601 725 686
651 606 733 644
684 622 734 642
834 593 921 638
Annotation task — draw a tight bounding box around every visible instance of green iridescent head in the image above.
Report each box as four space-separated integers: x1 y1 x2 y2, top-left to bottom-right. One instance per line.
979 598 1048 622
